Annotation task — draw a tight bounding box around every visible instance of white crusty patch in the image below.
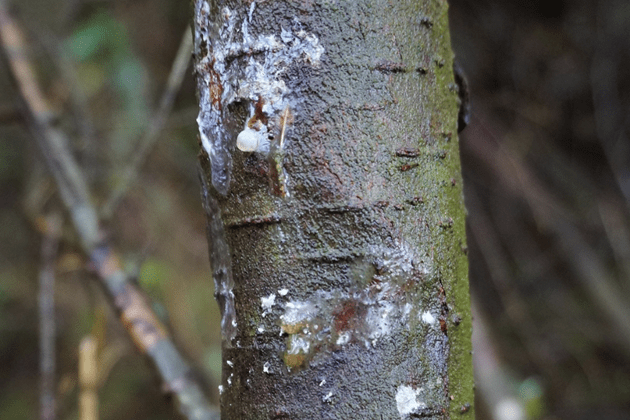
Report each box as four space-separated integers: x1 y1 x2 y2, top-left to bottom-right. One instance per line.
396 385 427 417
261 293 276 317
421 311 436 324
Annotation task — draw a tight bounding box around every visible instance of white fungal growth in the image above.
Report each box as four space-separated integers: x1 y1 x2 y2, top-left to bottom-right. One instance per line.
261 293 276 317
322 391 334 403
278 288 289 296
273 239 445 377
366 300 396 342
286 334 311 355
263 361 272 374
281 300 317 325
247 1 256 22
421 311 436 324
403 303 413 317
336 331 351 346
396 385 427 417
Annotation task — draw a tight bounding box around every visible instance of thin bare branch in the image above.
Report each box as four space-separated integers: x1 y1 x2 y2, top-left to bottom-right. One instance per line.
0 1 99 251
39 31 99 178
469 115 630 355
103 28 193 218
0 6 218 419
79 336 99 420
471 299 526 420
39 212 62 420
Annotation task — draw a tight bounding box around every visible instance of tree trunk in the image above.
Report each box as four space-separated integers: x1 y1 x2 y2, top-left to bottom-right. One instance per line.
193 0 474 418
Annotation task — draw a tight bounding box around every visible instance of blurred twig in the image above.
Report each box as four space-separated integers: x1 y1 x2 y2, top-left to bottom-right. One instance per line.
38 212 62 420
591 1 630 207
79 336 99 420
0 5 218 419
468 112 630 355
0 0 99 251
597 199 630 292
39 31 99 179
471 299 526 420
103 27 193 218
0 102 22 123
465 188 557 375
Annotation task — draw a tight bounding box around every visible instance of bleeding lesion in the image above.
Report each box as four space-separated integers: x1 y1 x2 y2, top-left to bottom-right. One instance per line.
207 59 223 110
246 96 268 129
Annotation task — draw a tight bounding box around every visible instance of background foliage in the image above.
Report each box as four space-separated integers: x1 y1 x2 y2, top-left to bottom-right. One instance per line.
452 0 630 418
1 0 629 419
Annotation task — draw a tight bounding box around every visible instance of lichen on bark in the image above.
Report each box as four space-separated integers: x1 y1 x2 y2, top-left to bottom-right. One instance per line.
194 0 474 418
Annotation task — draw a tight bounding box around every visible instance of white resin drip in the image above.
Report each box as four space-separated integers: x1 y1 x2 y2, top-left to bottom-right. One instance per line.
194 1 324 193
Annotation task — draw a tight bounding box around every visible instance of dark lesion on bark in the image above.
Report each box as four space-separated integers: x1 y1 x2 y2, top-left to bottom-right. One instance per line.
400 163 419 172
374 60 408 73
453 59 471 133
396 147 421 157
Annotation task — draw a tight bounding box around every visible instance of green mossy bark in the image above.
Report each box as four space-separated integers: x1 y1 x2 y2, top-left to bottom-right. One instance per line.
195 0 473 418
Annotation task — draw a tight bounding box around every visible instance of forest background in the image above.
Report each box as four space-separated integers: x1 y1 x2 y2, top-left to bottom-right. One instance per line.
1 0 629 419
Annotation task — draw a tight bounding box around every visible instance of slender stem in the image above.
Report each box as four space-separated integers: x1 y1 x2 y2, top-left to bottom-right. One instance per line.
79 336 99 420
0 7 218 419
39 213 62 420
39 31 99 180
0 1 99 251
102 28 193 218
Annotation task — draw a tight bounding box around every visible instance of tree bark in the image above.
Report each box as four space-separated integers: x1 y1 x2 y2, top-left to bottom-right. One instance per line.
193 1 474 418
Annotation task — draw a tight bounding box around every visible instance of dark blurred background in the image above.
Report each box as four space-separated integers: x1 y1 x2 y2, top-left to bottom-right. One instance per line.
1 0 630 419
451 0 630 418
